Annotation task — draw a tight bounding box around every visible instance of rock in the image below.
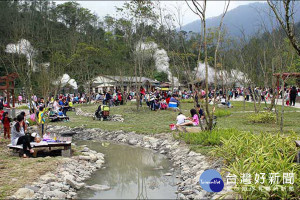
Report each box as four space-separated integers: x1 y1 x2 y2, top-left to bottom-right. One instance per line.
81 147 90 152
128 139 138 145
40 173 57 183
44 190 66 199
116 134 126 141
182 190 194 195
24 185 40 193
64 174 75 182
164 173 172 176
79 155 91 161
39 185 50 193
85 184 111 191
66 178 85 189
14 188 34 199
50 182 64 190
153 166 164 170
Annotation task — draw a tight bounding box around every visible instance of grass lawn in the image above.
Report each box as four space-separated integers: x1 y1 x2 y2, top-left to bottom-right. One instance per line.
52 101 300 134
0 138 62 199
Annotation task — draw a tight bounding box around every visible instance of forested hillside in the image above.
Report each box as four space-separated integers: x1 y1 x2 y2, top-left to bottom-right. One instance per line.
181 2 300 38
0 1 299 96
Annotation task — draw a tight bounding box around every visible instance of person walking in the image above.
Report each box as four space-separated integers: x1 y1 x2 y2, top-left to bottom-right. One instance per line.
290 86 298 106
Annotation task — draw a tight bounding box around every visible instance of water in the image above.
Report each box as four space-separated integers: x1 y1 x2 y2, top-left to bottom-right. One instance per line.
76 140 179 199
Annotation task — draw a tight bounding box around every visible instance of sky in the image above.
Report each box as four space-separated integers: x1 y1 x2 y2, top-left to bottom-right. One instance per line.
57 1 261 26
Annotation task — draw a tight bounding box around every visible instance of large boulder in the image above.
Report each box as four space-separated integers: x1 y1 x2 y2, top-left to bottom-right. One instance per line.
14 188 34 199
44 190 66 199
66 177 85 189
85 184 111 191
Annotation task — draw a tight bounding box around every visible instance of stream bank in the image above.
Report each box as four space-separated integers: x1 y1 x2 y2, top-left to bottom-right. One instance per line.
11 125 232 199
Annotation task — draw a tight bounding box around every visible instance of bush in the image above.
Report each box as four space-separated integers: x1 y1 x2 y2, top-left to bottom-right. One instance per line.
180 99 194 103
214 109 231 117
248 112 276 123
177 128 240 146
212 132 300 199
27 118 37 126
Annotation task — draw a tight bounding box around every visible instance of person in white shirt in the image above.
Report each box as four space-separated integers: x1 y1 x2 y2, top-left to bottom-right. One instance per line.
176 112 186 125
53 99 60 111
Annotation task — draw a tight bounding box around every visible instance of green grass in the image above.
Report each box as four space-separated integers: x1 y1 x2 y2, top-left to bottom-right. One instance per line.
53 101 300 134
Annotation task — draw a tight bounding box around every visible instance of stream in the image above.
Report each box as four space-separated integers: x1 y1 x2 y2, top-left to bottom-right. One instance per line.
76 140 179 199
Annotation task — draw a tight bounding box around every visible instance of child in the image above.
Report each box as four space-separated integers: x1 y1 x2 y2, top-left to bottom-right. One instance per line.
58 108 64 116
2 112 11 139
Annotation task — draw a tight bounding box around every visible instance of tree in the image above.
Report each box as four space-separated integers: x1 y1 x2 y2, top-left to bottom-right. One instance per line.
267 0 300 56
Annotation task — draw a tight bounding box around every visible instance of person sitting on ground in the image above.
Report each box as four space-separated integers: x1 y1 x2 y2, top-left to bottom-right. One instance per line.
221 95 232 108
169 94 179 106
177 109 199 127
11 115 34 158
176 112 187 125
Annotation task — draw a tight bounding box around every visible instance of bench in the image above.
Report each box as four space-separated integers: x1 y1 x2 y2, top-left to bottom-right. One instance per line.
296 140 300 163
8 137 72 157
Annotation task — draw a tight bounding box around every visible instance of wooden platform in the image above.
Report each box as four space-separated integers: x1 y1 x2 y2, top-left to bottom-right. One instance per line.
8 137 72 157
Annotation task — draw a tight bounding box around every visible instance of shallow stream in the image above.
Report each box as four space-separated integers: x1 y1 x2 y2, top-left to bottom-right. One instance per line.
76 140 179 199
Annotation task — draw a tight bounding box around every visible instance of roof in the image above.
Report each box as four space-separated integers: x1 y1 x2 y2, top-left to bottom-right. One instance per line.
94 75 158 84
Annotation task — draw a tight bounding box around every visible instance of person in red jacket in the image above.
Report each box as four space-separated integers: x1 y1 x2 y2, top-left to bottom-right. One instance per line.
2 112 11 139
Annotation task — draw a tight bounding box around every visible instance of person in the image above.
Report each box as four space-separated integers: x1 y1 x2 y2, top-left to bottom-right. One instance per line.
11 115 34 158
290 86 297 106
0 106 4 136
38 107 46 135
176 112 186 125
177 109 199 127
196 104 205 121
2 112 11 139
20 111 28 132
62 99 69 116
53 99 60 111
18 94 23 105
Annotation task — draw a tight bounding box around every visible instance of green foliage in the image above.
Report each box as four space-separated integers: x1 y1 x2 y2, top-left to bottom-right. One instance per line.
212 131 300 199
248 112 276 123
27 118 37 126
177 128 240 146
214 109 232 117
153 71 168 82
180 99 194 103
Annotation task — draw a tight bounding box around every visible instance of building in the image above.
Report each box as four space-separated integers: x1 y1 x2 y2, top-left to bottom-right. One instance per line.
90 75 160 93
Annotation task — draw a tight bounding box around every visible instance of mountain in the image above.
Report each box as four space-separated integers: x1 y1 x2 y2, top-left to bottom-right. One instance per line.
181 2 300 38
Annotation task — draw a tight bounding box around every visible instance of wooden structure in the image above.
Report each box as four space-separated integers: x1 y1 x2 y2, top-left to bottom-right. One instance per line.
0 73 19 108
7 137 72 157
273 73 300 87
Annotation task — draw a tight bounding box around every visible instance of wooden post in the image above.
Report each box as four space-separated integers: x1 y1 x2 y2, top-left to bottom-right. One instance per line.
6 79 10 108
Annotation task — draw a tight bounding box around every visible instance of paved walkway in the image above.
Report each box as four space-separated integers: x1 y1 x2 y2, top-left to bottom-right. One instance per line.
230 96 300 109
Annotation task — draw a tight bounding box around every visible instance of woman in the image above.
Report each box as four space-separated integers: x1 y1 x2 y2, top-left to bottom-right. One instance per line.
11 115 34 158
177 109 199 127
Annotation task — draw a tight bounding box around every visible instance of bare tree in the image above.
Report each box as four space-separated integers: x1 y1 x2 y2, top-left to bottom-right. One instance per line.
267 0 300 56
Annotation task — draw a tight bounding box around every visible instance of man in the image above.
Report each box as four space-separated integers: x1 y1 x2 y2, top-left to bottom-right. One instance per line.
290 86 298 106
196 104 205 121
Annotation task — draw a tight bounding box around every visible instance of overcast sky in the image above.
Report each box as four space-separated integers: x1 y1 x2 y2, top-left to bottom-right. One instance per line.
57 1 260 26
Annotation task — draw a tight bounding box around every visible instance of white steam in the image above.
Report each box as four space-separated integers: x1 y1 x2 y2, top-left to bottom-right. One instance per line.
194 63 248 86
136 41 179 87
53 74 78 89
5 39 37 71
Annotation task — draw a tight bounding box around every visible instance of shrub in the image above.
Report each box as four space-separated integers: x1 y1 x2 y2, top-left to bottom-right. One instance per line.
27 118 37 126
214 109 232 117
212 132 300 199
180 99 194 103
178 128 240 146
248 112 276 123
